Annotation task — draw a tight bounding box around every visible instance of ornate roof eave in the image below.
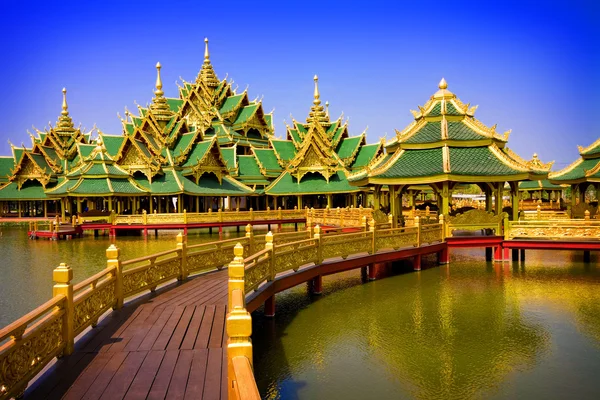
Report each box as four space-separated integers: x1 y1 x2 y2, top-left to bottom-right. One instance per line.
578 137 600 158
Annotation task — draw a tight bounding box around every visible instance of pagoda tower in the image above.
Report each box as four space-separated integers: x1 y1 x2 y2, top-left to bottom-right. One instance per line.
349 79 550 221
263 76 383 208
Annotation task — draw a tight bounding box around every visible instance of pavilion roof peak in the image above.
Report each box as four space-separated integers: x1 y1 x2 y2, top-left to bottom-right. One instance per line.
149 62 174 120
432 77 455 100
526 153 554 171
54 87 75 133
306 75 329 124
197 38 219 88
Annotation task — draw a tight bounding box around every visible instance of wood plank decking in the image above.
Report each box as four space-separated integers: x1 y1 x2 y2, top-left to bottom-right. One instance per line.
26 270 229 400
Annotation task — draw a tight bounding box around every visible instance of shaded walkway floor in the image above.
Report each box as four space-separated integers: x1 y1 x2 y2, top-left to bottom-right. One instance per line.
26 270 229 400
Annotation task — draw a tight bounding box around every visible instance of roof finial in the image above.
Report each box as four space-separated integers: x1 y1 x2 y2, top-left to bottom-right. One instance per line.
61 87 68 116
155 62 164 97
439 77 448 90
325 101 329 118
313 75 321 105
204 37 210 60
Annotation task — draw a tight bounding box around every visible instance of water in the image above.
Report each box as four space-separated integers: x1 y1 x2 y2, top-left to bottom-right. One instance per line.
252 249 600 400
0 225 253 328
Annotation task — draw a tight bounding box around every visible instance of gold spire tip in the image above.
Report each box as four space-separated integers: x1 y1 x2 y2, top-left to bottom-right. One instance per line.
61 87 68 115
204 38 210 60
313 75 320 101
439 77 448 90
155 62 163 95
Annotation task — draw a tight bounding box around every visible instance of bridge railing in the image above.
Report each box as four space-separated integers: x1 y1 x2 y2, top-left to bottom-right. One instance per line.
112 207 308 226
519 206 569 221
444 210 506 237
308 206 373 228
505 219 600 240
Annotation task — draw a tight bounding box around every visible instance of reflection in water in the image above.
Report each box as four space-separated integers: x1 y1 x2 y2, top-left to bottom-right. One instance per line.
0 225 258 327
252 250 600 400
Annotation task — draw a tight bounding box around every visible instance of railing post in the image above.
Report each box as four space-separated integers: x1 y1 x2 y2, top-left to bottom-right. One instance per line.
106 245 123 310
265 231 274 280
362 215 367 232
313 224 323 264
585 210 590 220
249 207 253 221
228 243 246 311
53 263 74 356
218 208 223 223
245 223 253 254
503 215 510 240
142 209 147 225
177 233 188 281
183 209 187 224
439 214 445 241
277 206 282 220
111 210 116 225
426 205 430 218
388 213 393 227
415 216 421 246
369 218 376 254
536 204 541 220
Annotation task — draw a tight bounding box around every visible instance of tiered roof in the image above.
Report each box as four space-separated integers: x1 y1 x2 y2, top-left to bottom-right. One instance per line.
349 79 549 186
264 76 382 195
550 138 600 184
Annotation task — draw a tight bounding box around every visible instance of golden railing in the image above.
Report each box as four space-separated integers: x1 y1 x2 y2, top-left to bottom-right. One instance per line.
505 219 600 240
112 207 307 226
444 210 506 237
519 205 569 220
307 206 373 228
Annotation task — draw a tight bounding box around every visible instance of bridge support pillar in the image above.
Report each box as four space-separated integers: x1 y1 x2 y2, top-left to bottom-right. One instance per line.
438 247 449 264
485 247 493 261
311 276 323 295
512 249 519 262
265 296 275 317
109 228 116 237
413 254 422 271
520 249 526 261
368 264 377 280
361 266 368 282
584 250 591 263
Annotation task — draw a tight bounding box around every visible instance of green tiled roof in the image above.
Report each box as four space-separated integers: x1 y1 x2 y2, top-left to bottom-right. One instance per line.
446 102 461 116
447 122 483 141
182 140 213 167
166 98 184 112
125 124 135 135
519 180 563 190
404 122 441 144
220 147 236 169
137 170 181 194
266 171 360 195
173 133 195 157
449 147 522 176
219 94 245 115
271 140 296 162
176 171 253 195
39 146 60 164
551 158 599 182
336 136 362 160
351 144 380 168
289 129 301 144
132 116 143 127
376 148 444 178
428 103 442 117
233 104 259 127
253 149 282 174
0 157 14 182
264 114 273 129
13 148 25 164
237 156 262 177
29 154 53 174
0 181 48 199
332 126 346 145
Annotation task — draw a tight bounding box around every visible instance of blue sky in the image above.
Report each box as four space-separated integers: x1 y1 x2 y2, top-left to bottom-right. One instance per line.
1 0 598 170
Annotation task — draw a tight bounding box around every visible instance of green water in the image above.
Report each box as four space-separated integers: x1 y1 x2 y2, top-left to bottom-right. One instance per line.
0 225 253 328
252 249 600 400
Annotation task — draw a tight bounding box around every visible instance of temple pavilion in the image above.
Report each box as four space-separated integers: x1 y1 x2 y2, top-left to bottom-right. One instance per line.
549 138 600 214
348 79 550 222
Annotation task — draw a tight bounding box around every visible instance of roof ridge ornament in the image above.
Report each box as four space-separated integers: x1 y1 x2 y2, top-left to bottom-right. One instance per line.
150 62 173 120
306 75 329 124
197 38 219 88
61 88 68 116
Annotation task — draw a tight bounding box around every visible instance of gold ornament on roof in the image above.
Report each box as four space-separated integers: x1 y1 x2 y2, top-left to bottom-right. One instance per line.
61 88 68 116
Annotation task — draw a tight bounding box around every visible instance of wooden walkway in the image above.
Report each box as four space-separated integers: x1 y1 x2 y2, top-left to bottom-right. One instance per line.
26 270 229 400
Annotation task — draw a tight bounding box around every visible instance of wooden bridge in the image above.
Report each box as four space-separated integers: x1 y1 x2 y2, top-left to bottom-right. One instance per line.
2 209 599 400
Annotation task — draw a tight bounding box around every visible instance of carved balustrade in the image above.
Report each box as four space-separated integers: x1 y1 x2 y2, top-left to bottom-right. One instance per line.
187 237 250 275
506 219 600 240
0 295 66 400
120 248 182 297
444 209 506 237
72 267 117 336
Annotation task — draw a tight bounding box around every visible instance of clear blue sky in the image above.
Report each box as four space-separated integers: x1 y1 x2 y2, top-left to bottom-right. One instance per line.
1 0 598 170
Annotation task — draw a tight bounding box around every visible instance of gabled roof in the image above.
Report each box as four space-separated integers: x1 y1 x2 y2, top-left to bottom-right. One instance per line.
265 171 361 195
0 157 14 183
550 137 600 184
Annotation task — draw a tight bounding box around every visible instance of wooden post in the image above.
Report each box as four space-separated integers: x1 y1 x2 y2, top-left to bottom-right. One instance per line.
314 224 322 264
311 276 323 295
265 231 274 281
106 245 123 309
53 263 74 355
177 233 188 281
227 243 246 311
415 216 421 246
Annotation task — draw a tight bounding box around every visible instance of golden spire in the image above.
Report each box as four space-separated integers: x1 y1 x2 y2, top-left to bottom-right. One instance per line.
61 88 68 115
150 62 172 120
438 78 448 90
55 87 75 133
306 75 329 124
433 77 454 99
197 37 219 88
325 101 330 118
155 62 164 97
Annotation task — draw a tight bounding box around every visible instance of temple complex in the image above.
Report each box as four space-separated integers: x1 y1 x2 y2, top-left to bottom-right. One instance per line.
0 42 578 222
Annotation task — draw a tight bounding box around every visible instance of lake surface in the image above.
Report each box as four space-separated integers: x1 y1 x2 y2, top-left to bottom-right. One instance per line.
252 249 600 400
0 225 255 328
